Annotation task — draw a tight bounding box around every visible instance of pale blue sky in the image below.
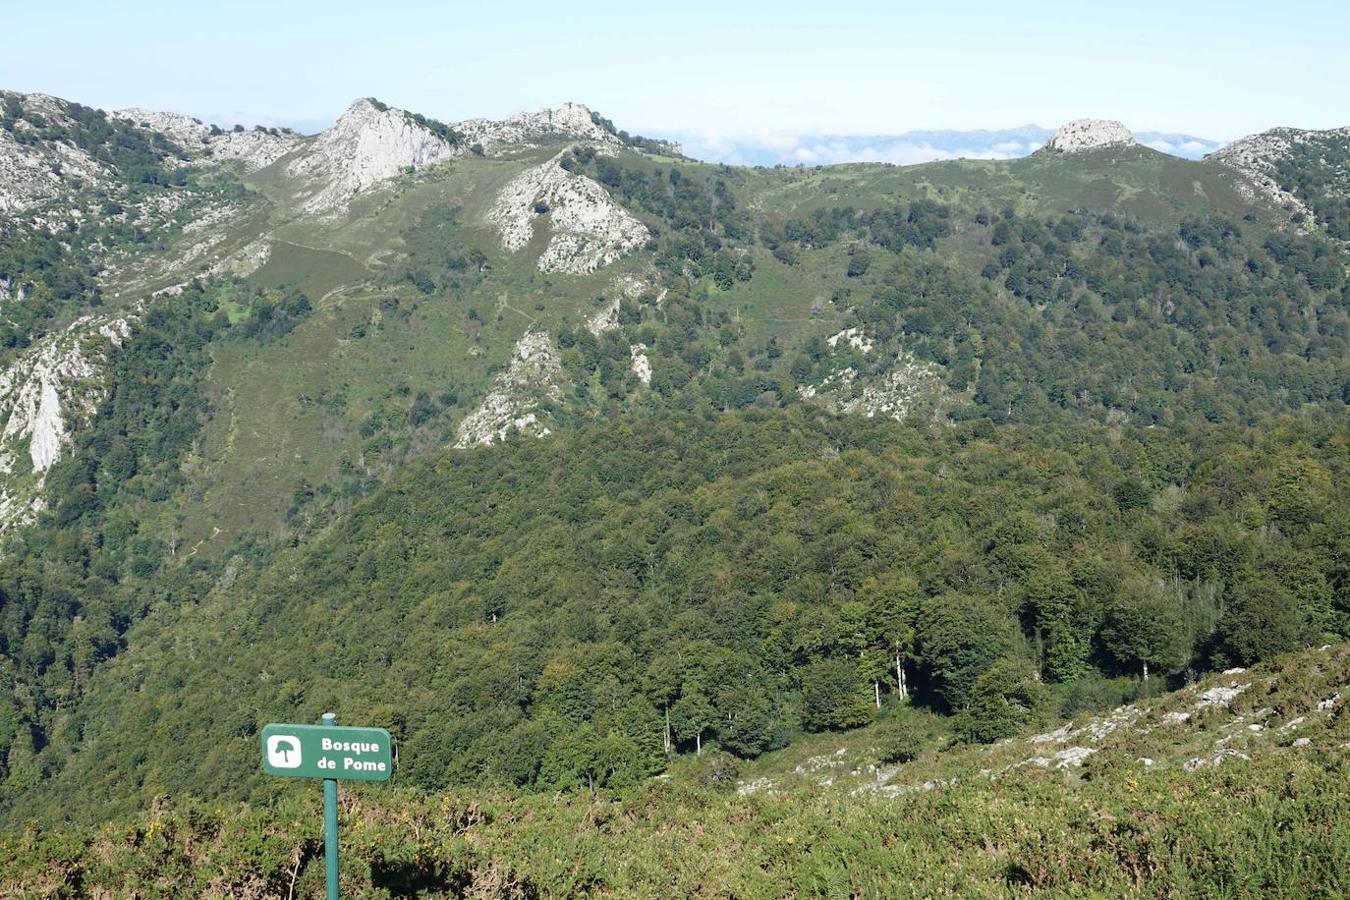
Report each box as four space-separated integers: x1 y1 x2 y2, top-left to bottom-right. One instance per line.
3 0 1346 143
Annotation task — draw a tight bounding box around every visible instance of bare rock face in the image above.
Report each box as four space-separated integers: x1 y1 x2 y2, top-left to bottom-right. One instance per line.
489 149 649 274
455 102 618 156
454 331 566 448
114 108 302 172
1044 119 1135 153
798 354 948 422
1208 126 1350 224
111 108 206 147
629 344 652 385
796 328 949 422
0 315 133 532
286 98 462 213
0 93 109 213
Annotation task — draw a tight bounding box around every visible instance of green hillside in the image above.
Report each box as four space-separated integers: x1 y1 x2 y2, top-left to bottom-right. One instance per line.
4 645 1347 897
134 140 1350 550
1 91 1348 896
8 409 1346 821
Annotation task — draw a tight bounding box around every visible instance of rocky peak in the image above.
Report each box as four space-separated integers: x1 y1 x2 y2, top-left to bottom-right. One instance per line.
7 92 71 121
0 93 110 214
454 102 620 155
1044 119 1135 153
285 97 462 213
1208 125 1350 227
113 107 209 145
113 107 302 172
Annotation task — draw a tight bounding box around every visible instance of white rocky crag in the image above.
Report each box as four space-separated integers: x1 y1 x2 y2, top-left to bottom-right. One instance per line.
454 103 619 156
0 315 132 531
586 297 622 335
836 361 948 420
489 149 649 274
454 331 566 448
286 99 462 214
630 343 652 385
1044 119 1136 153
799 333 947 422
1208 126 1350 225
113 108 303 172
586 274 656 334
1210 131 1306 215
827 326 874 354
0 93 110 214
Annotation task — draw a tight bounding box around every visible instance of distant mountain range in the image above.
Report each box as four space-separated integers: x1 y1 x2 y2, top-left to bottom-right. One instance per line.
661 125 1224 166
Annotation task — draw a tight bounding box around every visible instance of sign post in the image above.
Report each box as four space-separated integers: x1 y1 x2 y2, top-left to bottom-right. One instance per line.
322 713 340 900
262 715 393 900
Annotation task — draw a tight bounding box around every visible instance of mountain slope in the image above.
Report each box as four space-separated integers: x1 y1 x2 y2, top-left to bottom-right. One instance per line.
0 90 1347 832
1209 125 1350 239
8 408 1346 821
671 123 1223 167
3 644 1346 897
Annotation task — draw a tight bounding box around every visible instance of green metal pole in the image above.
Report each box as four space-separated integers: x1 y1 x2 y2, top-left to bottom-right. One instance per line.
322 712 339 900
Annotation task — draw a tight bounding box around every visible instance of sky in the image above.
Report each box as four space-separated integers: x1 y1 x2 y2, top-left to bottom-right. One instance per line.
4 0 1346 164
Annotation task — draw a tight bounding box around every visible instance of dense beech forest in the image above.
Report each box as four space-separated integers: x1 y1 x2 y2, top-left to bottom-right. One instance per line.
8 408 1344 818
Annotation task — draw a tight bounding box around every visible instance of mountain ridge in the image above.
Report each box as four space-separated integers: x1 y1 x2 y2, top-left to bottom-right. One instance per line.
0 85 1347 836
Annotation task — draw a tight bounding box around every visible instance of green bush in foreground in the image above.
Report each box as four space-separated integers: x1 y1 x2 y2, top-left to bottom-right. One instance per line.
3 749 1346 898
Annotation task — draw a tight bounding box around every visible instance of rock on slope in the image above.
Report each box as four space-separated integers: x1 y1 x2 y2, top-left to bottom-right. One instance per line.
489 149 649 274
286 98 462 213
1208 126 1350 223
113 108 302 172
1 91 250 269
797 327 949 422
742 645 1350 801
1043 119 1136 153
454 102 619 156
454 331 566 448
0 93 110 214
0 315 132 531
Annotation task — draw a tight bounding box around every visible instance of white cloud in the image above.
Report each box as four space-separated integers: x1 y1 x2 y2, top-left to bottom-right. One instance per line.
668 130 1050 167
665 125 1224 167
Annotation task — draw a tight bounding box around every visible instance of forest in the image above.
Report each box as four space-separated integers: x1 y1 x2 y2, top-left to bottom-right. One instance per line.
7 404 1345 820
0 98 1347 849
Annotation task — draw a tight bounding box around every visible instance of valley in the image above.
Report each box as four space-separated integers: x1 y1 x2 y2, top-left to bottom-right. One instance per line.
0 81 1346 896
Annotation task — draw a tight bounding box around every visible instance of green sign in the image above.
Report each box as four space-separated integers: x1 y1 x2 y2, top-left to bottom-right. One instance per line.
261 722 393 782
263 715 390 900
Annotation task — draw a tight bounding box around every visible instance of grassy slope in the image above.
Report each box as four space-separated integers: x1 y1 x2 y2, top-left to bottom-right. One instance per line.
172 149 661 547
163 144 1283 549
744 145 1259 225
4 645 1346 898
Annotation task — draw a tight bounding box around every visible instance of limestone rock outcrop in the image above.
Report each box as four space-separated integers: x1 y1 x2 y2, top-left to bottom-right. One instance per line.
455 103 618 156
0 315 133 531
1208 126 1350 224
454 331 566 448
114 108 302 172
0 93 109 213
488 149 649 274
286 98 462 213
1044 119 1135 153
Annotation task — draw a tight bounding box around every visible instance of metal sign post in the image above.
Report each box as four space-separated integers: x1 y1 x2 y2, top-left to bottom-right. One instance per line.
322 713 340 900
261 714 394 900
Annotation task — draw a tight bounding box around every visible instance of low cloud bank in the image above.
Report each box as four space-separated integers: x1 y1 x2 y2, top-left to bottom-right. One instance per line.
661 127 1222 166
